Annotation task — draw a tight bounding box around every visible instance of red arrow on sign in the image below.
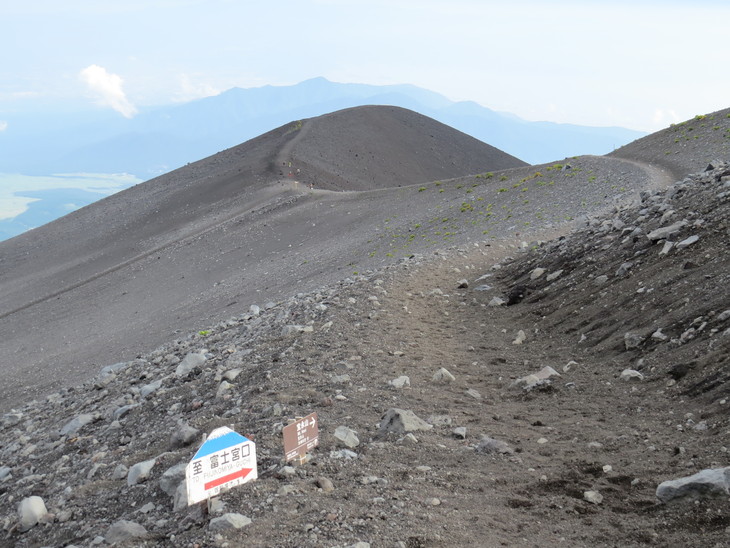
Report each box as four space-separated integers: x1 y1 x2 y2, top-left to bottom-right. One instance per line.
204 468 253 490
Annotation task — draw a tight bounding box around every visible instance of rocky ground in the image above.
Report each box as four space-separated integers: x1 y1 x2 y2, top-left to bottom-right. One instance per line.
1 159 728 547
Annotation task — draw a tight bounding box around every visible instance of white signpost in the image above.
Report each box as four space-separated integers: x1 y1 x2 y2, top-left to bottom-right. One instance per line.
185 426 257 505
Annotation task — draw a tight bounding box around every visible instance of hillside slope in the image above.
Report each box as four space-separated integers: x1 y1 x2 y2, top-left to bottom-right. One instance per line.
0 106 528 409
611 106 730 178
1 157 727 547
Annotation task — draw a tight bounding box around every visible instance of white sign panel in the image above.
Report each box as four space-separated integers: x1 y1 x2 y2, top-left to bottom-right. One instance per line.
186 426 257 505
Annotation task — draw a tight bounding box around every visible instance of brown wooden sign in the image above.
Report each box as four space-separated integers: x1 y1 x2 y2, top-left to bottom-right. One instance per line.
283 412 319 462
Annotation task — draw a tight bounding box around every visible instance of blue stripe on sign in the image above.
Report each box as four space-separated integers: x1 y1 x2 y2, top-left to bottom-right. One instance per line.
192 431 250 459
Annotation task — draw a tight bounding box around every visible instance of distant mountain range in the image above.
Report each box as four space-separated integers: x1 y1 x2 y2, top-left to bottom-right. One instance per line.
0 77 647 241
1 77 645 179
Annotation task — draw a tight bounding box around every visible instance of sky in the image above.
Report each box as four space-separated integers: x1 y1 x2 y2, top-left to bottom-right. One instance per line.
1 0 729 134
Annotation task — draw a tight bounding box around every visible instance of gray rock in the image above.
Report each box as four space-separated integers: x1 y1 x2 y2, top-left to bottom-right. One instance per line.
465 388 482 400
105 519 148 544
457 279 469 288
160 462 187 496
173 481 188 512
209 513 252 531
334 426 360 448
647 220 687 241
216 380 233 399
488 296 505 307
175 350 207 377
432 368 455 383
620 369 644 382
624 332 645 350
717 310 730 322
249 304 261 316
2 411 23 427
453 427 467 439
0 466 11 481
676 235 700 249
140 379 162 398
99 361 131 378
546 270 563 282
17 496 47 532
315 477 335 493
60 414 95 436
512 366 560 390
113 404 139 421
388 375 410 389
615 262 633 277
656 467 730 503
111 464 128 480
127 458 156 486
427 414 453 427
530 268 545 280
378 408 433 436
583 490 603 504
170 422 200 448
476 436 514 455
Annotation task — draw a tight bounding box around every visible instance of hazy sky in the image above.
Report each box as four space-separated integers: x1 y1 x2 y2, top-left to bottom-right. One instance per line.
1 0 729 132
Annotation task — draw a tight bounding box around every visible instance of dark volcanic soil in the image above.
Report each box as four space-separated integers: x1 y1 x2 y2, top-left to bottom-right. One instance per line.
1 107 729 547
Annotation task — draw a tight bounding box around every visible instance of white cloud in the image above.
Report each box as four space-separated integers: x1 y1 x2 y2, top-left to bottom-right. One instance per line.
173 74 221 103
79 64 137 118
0 121 7 131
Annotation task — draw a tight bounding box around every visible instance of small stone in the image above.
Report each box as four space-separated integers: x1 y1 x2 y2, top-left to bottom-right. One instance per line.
170 423 200 448
111 464 128 480
427 414 453 427
315 477 335 493
594 274 609 285
17 496 47 532
388 375 410 389
432 368 455 383
624 332 645 350
530 268 545 280
659 241 674 255
160 462 187 496
537 437 548 444
476 436 514 455
465 388 482 400
546 270 563 282
656 467 730 503
399 433 419 444
583 490 603 504
60 414 95 436
676 235 699 249
333 426 360 448
175 350 207 377
647 221 687 241
127 458 156 486
209 513 252 531
488 296 506 307
105 520 148 544
620 369 644 382
378 408 432 436
512 330 526 345
452 427 467 439
140 379 162 398
651 328 669 341
457 279 469 288
603 465 613 473
216 380 233 399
